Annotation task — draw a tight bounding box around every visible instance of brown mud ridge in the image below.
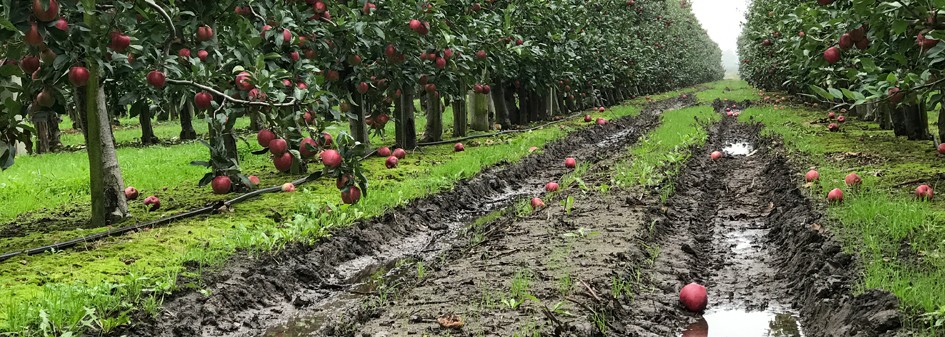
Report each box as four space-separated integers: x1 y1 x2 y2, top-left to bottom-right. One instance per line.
119 95 696 337
627 100 902 337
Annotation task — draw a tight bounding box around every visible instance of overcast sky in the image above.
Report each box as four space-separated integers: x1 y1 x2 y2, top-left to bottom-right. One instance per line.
690 0 751 53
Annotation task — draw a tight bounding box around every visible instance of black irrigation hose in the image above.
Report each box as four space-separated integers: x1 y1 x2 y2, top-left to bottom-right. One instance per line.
0 98 674 263
0 176 313 263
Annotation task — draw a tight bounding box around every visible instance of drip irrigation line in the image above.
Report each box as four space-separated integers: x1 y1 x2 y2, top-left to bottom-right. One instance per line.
0 97 683 264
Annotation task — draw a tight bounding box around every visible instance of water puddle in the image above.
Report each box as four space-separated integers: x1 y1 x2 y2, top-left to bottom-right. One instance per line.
680 310 805 337
722 142 754 156
596 128 634 148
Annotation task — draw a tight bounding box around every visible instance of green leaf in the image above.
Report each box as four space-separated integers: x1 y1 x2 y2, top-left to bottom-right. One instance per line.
886 73 898 84
828 87 844 100
810 85 834 100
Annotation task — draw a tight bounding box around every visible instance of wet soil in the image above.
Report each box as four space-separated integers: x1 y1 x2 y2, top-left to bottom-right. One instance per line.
119 96 696 337
625 101 902 337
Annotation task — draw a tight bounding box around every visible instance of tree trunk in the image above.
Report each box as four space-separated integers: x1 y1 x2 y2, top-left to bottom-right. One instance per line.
423 93 443 142
349 93 371 145
470 91 491 131
491 86 510 130
180 101 198 140
49 112 62 151
878 102 893 130
534 89 550 121
452 98 467 137
32 112 50 154
938 104 945 144
79 68 128 225
900 100 930 140
394 91 417 149
137 101 159 145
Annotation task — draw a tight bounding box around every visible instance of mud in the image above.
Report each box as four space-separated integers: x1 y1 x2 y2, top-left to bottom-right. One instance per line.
120 96 696 337
625 102 902 337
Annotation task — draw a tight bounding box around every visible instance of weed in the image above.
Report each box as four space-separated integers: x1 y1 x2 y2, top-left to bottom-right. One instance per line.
562 227 600 240
560 196 575 216
416 262 426 280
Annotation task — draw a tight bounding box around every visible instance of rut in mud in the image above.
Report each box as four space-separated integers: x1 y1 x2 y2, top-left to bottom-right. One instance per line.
120 96 696 337
627 101 902 337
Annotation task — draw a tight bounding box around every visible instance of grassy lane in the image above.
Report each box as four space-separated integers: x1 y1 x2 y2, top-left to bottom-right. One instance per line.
0 84 715 335
739 102 945 335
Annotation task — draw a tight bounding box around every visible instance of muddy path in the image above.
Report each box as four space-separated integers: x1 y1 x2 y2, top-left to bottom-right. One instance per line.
121 95 696 337
626 101 903 337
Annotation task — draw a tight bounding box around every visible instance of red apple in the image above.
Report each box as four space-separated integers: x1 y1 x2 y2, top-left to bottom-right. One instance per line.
25 23 43 46
68 66 90 87
249 175 261 186
197 50 209 62
282 29 292 43
194 92 213 110
321 149 342 168
54 17 68 30
805 170 820 182
211 176 231 194
454 143 465 152
839 33 853 49
679 283 708 312
299 138 318 158
596 118 607 125
147 70 166 88
357 82 370 94
32 0 60 22
530 197 545 209
377 147 392 157
845 173 862 187
273 152 293 172
282 183 296 192
196 25 214 41
19 56 40 74
837 115 846 123
916 184 934 201
124 186 139 200
476 50 487 59
828 112 836 119
584 115 593 122
545 182 559 192
823 46 840 64
143 195 161 211
392 148 407 159
937 143 945 155
828 123 839 132
269 138 288 156
236 71 254 91
178 48 191 59
565 157 577 168
341 186 362 204
257 129 276 147
827 188 844 203
710 151 723 160
385 156 399 169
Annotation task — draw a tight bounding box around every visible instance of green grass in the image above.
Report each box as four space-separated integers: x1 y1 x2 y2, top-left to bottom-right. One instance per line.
738 103 945 335
613 105 720 200
0 82 710 335
697 79 759 104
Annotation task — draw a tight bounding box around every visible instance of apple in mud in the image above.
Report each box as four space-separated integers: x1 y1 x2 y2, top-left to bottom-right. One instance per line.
268 138 288 156
342 186 362 204
530 197 545 209
248 175 261 186
546 182 559 192
679 283 708 312
565 157 577 168
124 186 139 200
845 173 862 187
385 156 399 169
393 148 407 159
282 183 296 192
257 129 276 147
827 188 844 203
211 176 232 194
377 146 392 157
273 152 293 172
710 151 723 160
454 143 465 152
916 184 934 201
805 170 820 182
321 150 342 168
143 196 161 211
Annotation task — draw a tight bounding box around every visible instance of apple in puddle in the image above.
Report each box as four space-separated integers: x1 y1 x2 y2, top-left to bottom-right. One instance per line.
342 186 362 204
584 115 593 122
679 283 708 312
211 176 232 194
454 143 465 152
124 186 139 200
530 197 545 209
845 173 862 187
282 182 296 192
545 182 559 192
143 195 161 211
710 151 723 160
937 143 945 155
321 149 342 168
916 184 934 201
827 188 844 203
377 146 392 157
393 148 407 159
268 138 288 156
248 175 261 186
564 157 577 169
385 156 399 169
805 170 820 182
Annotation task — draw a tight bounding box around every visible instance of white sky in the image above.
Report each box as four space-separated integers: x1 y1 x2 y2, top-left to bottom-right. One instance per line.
690 0 751 53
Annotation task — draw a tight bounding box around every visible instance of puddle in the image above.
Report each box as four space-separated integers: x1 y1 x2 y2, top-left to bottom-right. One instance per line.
596 128 634 148
680 310 805 337
722 142 754 156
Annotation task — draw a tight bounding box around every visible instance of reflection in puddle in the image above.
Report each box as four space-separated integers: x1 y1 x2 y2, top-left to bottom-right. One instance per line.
680 310 805 337
722 142 754 156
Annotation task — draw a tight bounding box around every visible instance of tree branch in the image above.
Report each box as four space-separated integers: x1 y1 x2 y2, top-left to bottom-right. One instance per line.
143 0 176 63
166 79 297 107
